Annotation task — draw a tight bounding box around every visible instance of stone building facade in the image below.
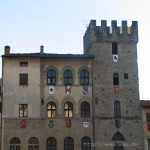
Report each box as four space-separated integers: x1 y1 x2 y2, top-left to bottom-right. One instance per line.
1 20 144 150
0 79 2 150
140 100 150 150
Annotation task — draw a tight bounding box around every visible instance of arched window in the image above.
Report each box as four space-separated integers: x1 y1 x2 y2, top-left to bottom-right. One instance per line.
64 102 73 118
28 137 39 150
113 73 119 85
47 102 56 118
47 69 56 85
10 137 21 150
64 137 74 150
64 70 73 85
46 137 57 150
114 101 121 117
81 136 91 150
112 132 125 150
81 102 90 118
80 70 89 85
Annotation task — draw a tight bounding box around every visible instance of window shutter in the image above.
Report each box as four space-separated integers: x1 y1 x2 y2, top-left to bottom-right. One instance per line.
20 74 28 85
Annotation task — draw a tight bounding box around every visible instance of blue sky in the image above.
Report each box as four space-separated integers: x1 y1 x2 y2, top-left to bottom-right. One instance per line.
0 0 150 100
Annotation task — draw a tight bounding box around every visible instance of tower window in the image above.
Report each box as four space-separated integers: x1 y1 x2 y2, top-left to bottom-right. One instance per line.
113 73 119 85
124 73 128 79
112 42 118 54
114 101 121 118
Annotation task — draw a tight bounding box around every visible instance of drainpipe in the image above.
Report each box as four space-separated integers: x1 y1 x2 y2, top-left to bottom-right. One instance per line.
92 59 95 150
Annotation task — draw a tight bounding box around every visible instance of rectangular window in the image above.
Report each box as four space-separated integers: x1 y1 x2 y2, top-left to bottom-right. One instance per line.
10 146 14 150
148 139 150 150
114 101 121 117
19 73 28 85
16 146 21 150
20 61 28 66
64 78 73 85
28 146 33 150
10 146 21 150
112 42 118 54
34 146 39 150
147 113 150 122
19 104 28 118
113 73 119 85
124 73 128 79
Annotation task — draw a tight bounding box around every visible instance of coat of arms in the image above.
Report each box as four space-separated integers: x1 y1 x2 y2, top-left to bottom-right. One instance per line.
66 119 71 128
82 119 89 128
48 119 54 128
20 120 26 128
83 86 88 95
113 55 118 62
49 86 54 94
66 86 71 94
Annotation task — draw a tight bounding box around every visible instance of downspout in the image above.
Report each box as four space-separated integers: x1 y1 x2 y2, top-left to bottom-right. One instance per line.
92 59 95 150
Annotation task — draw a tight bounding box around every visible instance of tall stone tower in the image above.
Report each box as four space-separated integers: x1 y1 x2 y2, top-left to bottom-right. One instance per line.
84 20 144 150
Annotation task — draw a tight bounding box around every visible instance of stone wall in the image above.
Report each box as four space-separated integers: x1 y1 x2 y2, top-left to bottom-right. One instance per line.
3 118 93 150
2 56 93 150
84 20 144 150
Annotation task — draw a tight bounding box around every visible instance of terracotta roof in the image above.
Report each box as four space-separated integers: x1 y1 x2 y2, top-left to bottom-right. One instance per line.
2 53 94 59
140 100 150 107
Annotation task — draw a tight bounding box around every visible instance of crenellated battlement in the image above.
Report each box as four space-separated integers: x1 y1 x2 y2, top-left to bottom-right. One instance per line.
83 20 138 54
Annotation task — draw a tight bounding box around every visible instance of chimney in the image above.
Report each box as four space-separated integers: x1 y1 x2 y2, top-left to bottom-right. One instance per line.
4 46 10 54
40 45 44 53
